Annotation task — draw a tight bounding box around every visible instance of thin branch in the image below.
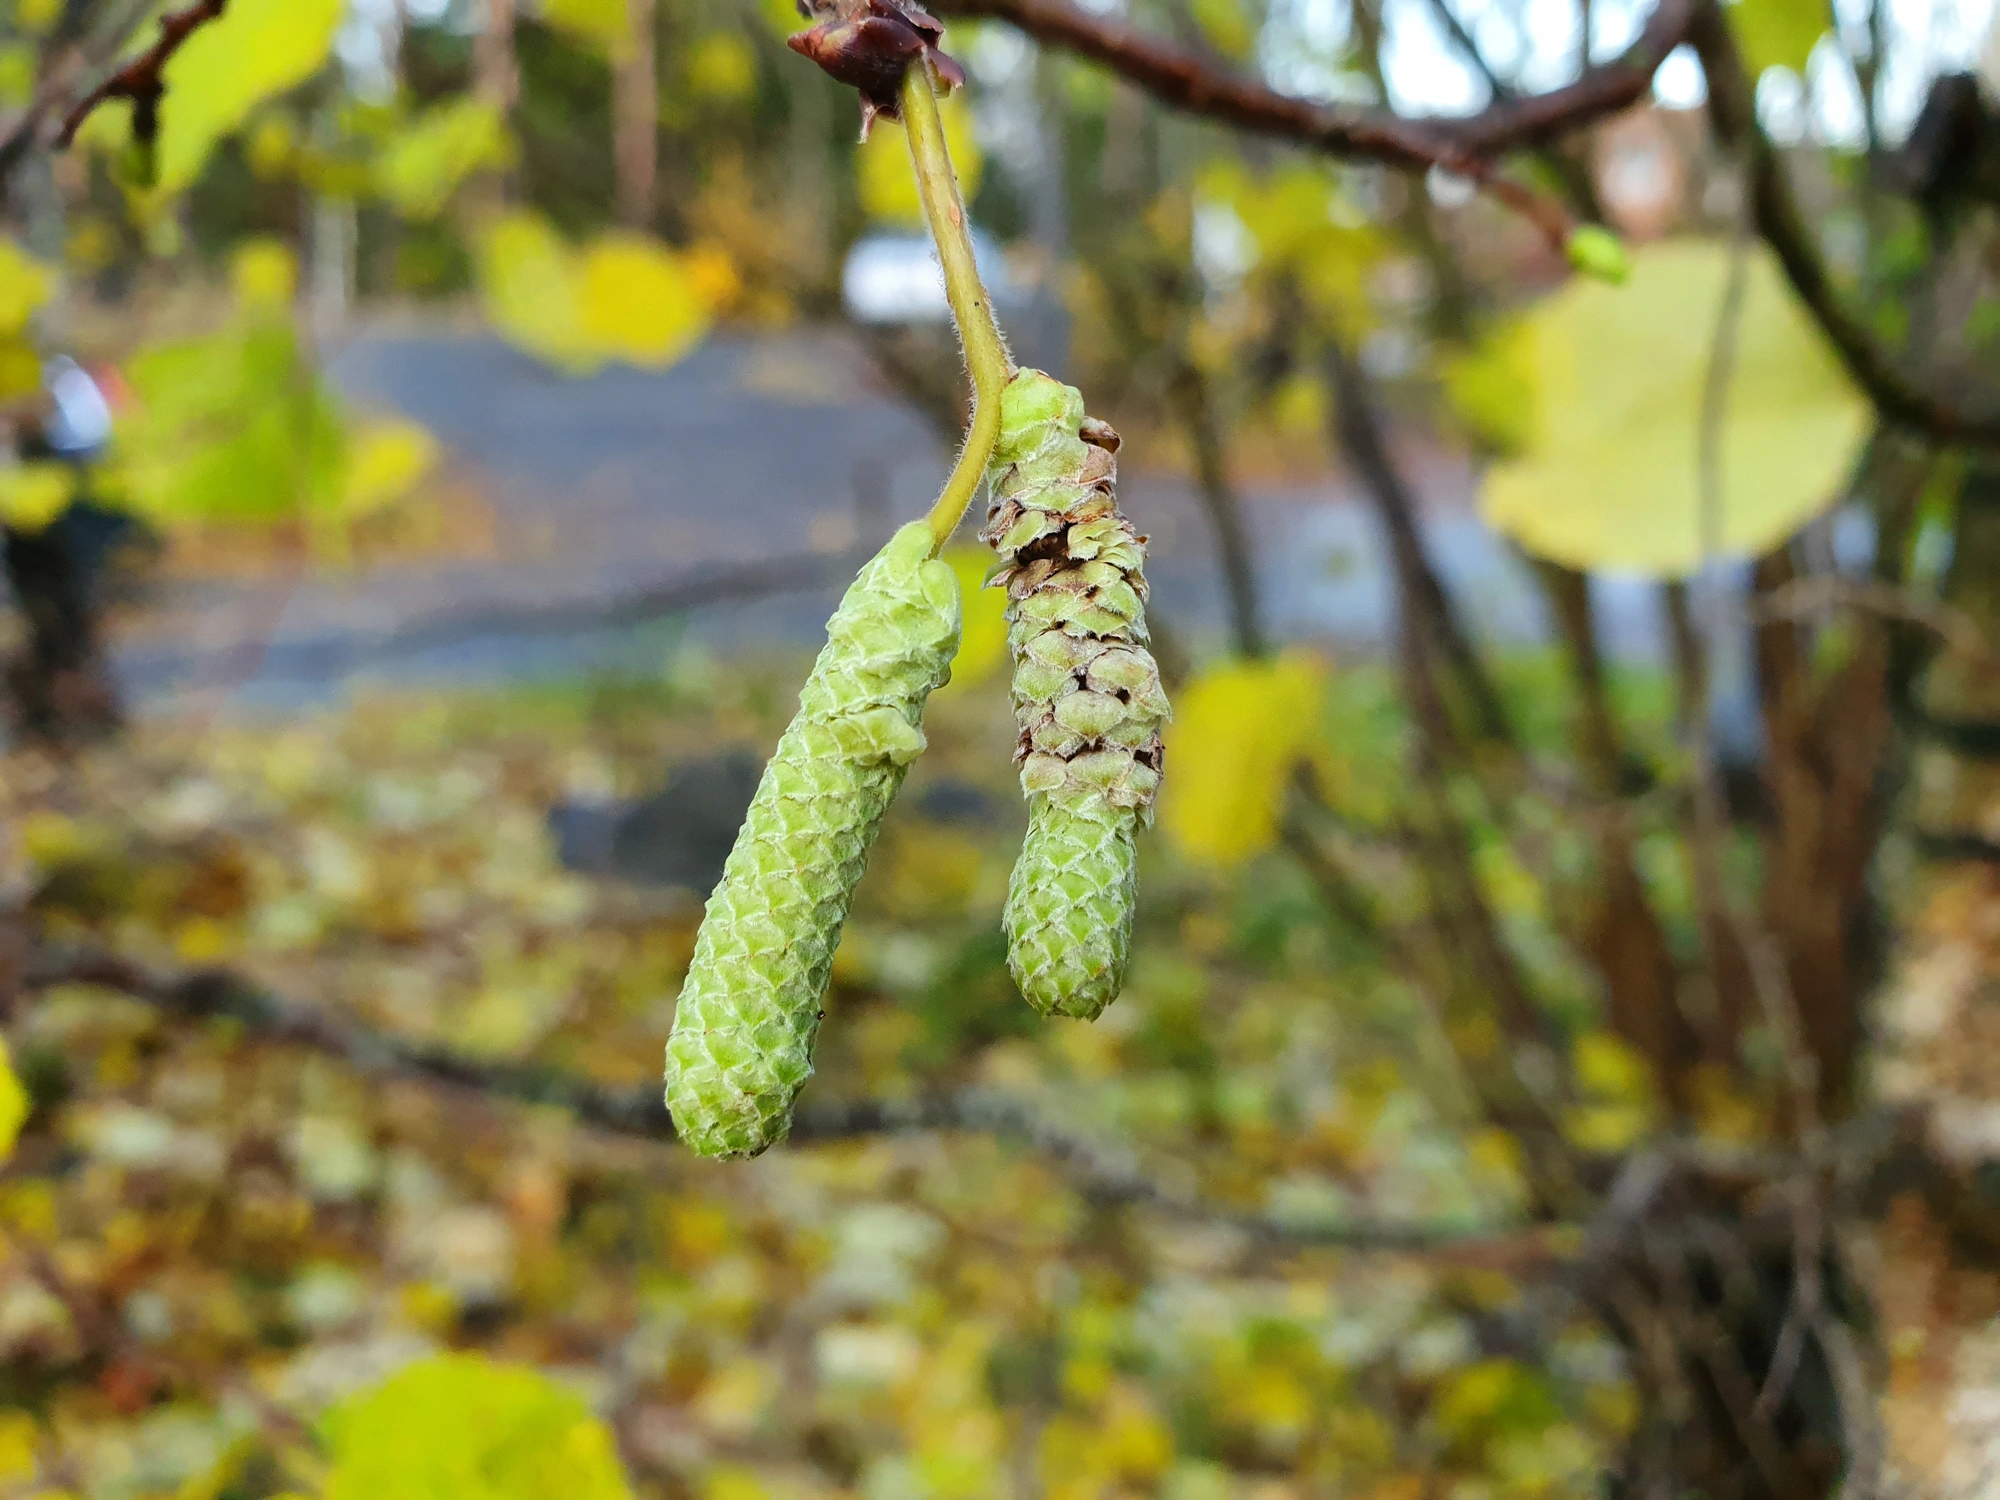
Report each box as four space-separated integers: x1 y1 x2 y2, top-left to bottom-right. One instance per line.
15 940 1550 1258
1751 575 1994 661
55 0 228 149
1322 337 1516 749
1686 0 2000 444
929 0 1687 242
1168 359 1268 659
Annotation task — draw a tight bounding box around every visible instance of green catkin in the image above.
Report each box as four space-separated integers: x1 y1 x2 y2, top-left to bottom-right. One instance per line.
664 522 961 1158
983 370 1170 1021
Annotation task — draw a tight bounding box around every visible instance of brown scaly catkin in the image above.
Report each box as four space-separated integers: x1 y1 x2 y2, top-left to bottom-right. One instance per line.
983 369 1169 1020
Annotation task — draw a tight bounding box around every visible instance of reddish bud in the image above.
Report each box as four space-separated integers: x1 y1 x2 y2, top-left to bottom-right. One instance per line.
788 0 965 139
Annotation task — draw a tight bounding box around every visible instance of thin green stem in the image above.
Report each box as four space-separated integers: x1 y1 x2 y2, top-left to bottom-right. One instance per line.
901 62 1014 553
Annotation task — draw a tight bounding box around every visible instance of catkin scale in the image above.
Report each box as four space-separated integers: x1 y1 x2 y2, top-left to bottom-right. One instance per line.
984 370 1169 1020
664 522 960 1158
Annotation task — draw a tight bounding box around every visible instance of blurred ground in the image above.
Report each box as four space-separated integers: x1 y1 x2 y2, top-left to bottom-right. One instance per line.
102 325 1670 713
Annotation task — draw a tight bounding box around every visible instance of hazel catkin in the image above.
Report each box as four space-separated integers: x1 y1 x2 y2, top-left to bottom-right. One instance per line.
983 370 1169 1021
663 521 960 1157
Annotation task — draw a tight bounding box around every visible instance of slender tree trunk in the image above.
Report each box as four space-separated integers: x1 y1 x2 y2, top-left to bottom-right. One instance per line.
612 0 657 229
474 0 517 113
1168 361 1267 660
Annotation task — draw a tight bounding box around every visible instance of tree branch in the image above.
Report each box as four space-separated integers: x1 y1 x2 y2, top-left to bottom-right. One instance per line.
1685 1 2000 444
927 0 1691 166
55 0 228 149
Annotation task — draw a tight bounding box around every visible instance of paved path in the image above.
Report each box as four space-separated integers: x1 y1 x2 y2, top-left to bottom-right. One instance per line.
107 324 1667 710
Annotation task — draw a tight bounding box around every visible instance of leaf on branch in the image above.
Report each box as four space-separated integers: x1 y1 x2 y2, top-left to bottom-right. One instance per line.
320 1353 634 1500
1161 651 1329 868
1478 239 1866 578
150 0 344 199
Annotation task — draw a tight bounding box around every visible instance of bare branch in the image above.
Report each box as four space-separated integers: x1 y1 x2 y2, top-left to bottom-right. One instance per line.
927 0 1691 169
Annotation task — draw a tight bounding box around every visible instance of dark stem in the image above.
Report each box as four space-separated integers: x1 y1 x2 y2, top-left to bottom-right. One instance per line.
1168 360 1268 659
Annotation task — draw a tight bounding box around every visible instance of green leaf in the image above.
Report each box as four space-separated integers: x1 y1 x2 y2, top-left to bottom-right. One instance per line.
1564 225 1630 285
153 0 343 198
373 99 514 220
1479 239 1867 578
1727 0 1828 76
321 1353 633 1500
0 237 53 338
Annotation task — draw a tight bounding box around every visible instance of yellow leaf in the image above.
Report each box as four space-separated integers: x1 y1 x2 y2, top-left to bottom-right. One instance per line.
938 546 1008 693
578 234 711 369
857 94 983 226
231 237 297 310
153 0 344 198
542 0 632 59
1480 239 1866 578
1161 651 1327 868
1573 1031 1655 1102
340 419 440 518
0 237 52 338
0 1039 31 1166
0 44 34 108
477 211 592 372
687 32 757 102
374 98 514 220
16 0 61 36
321 1353 633 1500
1189 0 1254 59
1443 318 1536 456
0 464 76 533
1727 0 1826 76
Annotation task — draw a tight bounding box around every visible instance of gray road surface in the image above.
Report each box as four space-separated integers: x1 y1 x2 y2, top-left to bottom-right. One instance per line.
107 325 1669 710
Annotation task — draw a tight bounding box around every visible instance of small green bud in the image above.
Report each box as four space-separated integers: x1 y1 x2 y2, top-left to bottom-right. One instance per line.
1565 224 1630 285
983 370 1169 1022
663 522 960 1158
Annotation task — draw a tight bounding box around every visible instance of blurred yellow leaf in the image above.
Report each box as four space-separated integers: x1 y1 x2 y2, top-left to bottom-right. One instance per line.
578 234 712 369
1727 0 1826 75
480 214 713 374
0 44 34 107
321 1353 633 1500
543 0 632 58
231 237 297 310
857 94 983 226
16 0 61 36
0 237 53 337
1162 651 1327 868
477 211 592 372
153 0 343 198
687 32 758 101
374 98 514 220
1443 318 1536 456
0 463 76 533
1480 240 1865 577
1189 0 1255 58
938 547 1007 693
0 1039 30 1166
1199 161 1381 327
341 418 440 518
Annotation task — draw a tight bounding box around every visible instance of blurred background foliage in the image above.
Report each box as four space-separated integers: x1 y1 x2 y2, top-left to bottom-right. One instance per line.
1 0 2000 1495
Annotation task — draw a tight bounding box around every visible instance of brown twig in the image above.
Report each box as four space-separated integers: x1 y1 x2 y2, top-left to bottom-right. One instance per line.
55 0 227 149
927 0 1696 247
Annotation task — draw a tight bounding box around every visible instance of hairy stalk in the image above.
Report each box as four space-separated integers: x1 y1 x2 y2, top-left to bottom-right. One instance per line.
902 62 1015 551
